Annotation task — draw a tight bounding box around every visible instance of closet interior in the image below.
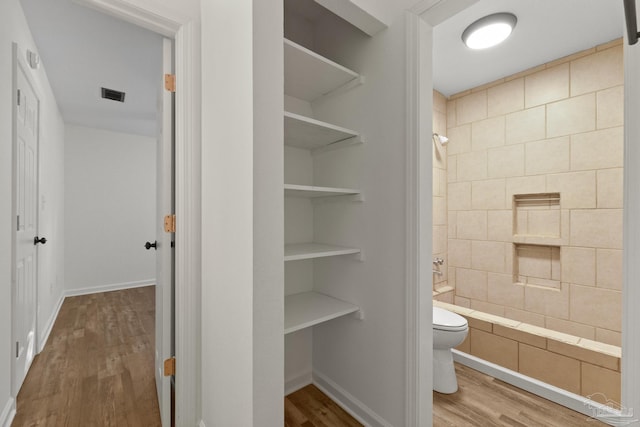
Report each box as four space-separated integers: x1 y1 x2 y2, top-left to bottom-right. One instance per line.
282 0 367 395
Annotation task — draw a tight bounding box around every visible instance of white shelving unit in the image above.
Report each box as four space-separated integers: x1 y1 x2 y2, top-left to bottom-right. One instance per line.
284 184 360 198
285 291 360 334
285 243 360 262
283 34 362 336
284 38 360 101
284 111 359 150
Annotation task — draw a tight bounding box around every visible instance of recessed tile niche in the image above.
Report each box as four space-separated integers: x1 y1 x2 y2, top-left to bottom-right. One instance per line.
513 193 561 238
515 244 561 289
513 193 562 289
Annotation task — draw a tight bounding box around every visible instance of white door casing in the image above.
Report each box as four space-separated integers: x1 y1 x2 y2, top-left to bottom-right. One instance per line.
67 1 199 423
155 37 175 427
12 43 40 397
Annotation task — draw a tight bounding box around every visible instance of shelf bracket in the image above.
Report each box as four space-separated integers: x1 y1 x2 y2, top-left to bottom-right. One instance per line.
312 134 365 156
312 75 365 105
352 309 365 321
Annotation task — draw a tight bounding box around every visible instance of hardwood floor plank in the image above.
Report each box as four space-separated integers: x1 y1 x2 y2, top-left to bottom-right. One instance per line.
285 385 363 427
286 364 608 427
434 363 606 427
12 287 161 427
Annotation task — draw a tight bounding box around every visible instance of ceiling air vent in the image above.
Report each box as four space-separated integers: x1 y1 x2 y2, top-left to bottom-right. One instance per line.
101 87 125 102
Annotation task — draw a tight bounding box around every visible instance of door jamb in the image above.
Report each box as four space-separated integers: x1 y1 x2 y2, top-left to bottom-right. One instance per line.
407 1 637 425
71 1 200 425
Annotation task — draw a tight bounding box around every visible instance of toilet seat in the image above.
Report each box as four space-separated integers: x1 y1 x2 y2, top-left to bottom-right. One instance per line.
433 306 468 332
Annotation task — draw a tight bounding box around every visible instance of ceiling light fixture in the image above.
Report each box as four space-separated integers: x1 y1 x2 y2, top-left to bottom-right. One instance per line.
462 12 517 50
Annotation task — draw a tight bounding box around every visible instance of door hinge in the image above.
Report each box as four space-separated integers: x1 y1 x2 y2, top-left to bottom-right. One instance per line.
17 89 21 106
164 74 176 93
164 214 176 233
164 357 175 376
15 341 19 358
17 215 20 231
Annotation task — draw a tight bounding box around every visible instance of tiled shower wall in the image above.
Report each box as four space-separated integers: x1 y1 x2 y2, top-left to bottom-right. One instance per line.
445 39 623 346
433 91 449 292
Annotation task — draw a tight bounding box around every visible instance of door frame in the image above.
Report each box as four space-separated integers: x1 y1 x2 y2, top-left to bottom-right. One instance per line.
73 1 200 424
11 42 41 398
406 1 639 425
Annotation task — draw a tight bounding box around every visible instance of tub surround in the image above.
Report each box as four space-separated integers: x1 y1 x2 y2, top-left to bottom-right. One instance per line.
443 38 624 347
435 301 621 404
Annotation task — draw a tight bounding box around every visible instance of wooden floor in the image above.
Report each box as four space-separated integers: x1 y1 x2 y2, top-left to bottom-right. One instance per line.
13 287 161 427
433 364 605 427
285 385 363 427
14 288 603 427
285 364 604 427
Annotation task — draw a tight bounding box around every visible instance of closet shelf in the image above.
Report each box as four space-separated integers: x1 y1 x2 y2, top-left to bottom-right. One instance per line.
284 184 360 198
284 38 360 102
285 291 359 334
284 111 359 150
285 243 360 261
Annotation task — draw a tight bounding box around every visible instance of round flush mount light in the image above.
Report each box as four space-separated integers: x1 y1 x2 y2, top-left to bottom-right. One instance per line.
462 12 517 50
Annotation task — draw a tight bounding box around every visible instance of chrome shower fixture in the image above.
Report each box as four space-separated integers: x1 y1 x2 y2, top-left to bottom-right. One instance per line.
433 133 449 146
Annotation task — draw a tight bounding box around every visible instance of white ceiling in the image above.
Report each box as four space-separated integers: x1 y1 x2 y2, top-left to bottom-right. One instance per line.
19 0 625 134
433 0 624 97
20 0 162 137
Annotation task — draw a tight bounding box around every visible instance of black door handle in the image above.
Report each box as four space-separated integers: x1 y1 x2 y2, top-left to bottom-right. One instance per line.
145 241 157 250
34 236 47 245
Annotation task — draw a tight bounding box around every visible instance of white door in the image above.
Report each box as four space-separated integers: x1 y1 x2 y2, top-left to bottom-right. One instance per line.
154 37 175 427
12 45 40 396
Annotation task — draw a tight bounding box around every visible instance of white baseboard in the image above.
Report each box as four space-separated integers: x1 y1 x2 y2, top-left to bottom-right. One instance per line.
38 293 65 352
285 372 312 396
313 370 392 427
453 350 626 426
0 397 15 427
64 279 155 298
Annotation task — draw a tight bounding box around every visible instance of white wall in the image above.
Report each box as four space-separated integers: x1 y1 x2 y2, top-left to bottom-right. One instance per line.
309 11 412 426
201 0 284 425
64 125 156 293
0 0 65 420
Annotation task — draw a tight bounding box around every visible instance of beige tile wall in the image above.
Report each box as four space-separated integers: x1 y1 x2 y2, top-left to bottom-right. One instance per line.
445 39 623 346
433 90 448 291
435 301 621 404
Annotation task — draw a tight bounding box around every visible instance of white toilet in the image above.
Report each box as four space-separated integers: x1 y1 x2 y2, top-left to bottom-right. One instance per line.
433 306 469 394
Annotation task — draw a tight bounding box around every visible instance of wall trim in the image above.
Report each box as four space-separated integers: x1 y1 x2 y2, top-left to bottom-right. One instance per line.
404 8 436 427
623 31 640 427
404 11 420 427
0 397 15 427
38 293 65 352
64 279 155 297
71 0 186 36
285 372 312 396
313 370 392 427
453 351 623 425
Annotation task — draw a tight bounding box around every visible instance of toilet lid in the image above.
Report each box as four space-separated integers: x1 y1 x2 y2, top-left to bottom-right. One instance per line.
433 306 468 331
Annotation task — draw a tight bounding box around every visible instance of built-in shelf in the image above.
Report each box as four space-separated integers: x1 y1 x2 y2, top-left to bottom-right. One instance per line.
284 38 360 102
284 291 359 334
284 184 360 198
512 235 566 246
285 243 360 262
284 111 359 150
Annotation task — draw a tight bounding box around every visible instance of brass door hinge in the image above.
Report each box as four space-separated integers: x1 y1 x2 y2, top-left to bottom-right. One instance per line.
164 357 175 376
164 74 176 92
164 214 176 233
